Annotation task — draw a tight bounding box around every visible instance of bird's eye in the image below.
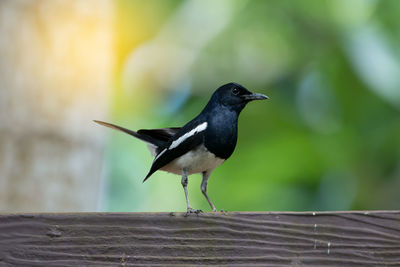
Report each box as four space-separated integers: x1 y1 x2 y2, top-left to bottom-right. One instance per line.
232 87 240 95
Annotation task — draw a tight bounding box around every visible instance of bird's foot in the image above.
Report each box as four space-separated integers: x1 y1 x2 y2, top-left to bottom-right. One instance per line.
211 208 227 213
184 208 203 217
219 209 228 214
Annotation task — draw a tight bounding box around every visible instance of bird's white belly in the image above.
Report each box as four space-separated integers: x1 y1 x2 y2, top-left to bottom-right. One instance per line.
160 144 225 175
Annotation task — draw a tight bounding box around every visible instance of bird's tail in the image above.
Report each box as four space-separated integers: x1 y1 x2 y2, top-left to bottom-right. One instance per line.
93 120 163 147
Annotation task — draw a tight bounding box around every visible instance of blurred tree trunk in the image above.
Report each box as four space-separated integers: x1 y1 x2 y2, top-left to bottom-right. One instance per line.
0 0 113 211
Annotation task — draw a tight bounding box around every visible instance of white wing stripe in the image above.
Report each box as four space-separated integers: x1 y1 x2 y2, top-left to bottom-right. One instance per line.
155 148 167 161
153 122 207 162
170 122 207 149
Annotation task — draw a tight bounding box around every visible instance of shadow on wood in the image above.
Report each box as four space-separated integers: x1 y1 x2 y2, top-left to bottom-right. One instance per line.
0 211 399 266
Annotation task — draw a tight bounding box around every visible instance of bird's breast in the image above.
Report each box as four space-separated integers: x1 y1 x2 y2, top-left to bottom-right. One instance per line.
160 144 225 175
204 112 238 159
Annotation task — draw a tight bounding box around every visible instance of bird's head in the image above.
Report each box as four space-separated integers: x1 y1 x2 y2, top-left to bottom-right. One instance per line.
209 82 268 113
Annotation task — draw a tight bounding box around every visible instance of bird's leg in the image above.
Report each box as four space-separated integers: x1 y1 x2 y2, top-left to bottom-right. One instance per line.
182 168 202 215
181 169 191 211
201 171 217 212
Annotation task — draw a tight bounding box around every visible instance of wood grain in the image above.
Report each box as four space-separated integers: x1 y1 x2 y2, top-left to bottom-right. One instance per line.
0 211 399 266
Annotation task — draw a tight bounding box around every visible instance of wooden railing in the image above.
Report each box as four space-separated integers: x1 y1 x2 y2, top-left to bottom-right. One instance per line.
0 211 399 266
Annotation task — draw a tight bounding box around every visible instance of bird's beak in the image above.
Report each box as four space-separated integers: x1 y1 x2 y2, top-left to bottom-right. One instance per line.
242 92 269 101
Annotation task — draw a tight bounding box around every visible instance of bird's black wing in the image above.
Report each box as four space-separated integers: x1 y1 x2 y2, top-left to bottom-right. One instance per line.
143 121 207 182
137 128 180 143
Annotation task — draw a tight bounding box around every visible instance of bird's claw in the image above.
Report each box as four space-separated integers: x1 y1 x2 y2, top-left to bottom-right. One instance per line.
184 208 203 217
210 208 226 213
219 209 228 214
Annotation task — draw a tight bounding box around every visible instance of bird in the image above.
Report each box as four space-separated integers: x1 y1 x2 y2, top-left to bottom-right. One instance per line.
94 82 268 214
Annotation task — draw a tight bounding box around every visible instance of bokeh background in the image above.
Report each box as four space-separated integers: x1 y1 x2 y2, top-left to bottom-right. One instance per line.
1 0 399 212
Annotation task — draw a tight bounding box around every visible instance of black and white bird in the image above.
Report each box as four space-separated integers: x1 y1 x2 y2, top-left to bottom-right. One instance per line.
94 82 268 213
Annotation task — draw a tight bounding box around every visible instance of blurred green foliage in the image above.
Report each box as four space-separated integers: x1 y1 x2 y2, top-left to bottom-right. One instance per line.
103 0 400 212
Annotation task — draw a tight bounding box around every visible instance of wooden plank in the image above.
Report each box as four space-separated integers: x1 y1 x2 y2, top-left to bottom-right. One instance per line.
0 211 399 266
